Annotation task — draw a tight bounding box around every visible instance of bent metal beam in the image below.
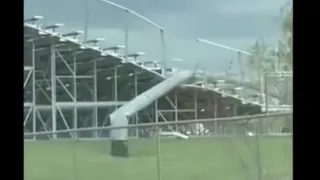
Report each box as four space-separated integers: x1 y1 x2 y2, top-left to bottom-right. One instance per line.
109 71 193 157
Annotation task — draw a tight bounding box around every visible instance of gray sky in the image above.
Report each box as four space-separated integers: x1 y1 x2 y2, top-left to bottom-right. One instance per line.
24 0 288 73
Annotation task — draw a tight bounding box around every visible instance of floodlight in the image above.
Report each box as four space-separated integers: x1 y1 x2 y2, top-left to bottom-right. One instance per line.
234 87 243 91
127 52 146 58
249 93 260 98
84 38 105 45
24 16 43 23
103 45 125 52
44 23 64 31
62 30 84 38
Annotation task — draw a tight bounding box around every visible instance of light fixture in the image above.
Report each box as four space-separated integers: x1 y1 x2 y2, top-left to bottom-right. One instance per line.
24 15 43 23
234 87 243 91
62 30 84 38
84 38 105 46
103 45 125 53
127 52 146 59
44 23 64 31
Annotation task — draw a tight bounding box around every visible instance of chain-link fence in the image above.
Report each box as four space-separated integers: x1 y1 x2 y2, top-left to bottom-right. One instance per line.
24 112 292 180
264 71 293 108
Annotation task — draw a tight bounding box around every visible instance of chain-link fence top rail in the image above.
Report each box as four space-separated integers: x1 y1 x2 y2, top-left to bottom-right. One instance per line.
25 112 292 180
24 112 291 137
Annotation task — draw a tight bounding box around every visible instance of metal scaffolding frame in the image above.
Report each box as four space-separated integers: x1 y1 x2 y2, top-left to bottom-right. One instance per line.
24 17 289 140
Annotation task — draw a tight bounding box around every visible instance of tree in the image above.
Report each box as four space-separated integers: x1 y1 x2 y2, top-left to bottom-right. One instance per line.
245 2 293 106
280 2 293 68
247 2 292 74
243 3 293 133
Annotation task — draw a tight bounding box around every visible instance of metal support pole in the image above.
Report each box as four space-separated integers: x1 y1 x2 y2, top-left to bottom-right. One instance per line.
285 74 291 104
83 0 89 41
275 42 279 72
114 67 118 107
71 53 79 180
160 30 166 76
155 99 161 180
258 74 265 180
214 96 218 135
155 99 159 123
93 59 98 137
31 41 36 140
238 52 245 82
194 92 198 120
264 73 269 113
255 120 263 180
50 42 57 139
233 104 237 135
124 11 129 60
174 90 178 130
73 54 78 138
134 71 139 137
97 0 164 73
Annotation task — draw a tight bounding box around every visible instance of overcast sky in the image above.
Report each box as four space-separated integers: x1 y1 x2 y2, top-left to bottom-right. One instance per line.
24 0 288 73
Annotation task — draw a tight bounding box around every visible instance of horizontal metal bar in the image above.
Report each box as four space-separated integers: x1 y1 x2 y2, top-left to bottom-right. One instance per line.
24 112 291 137
158 109 195 113
56 75 94 79
261 105 292 112
24 133 292 142
24 66 33 71
33 101 127 109
24 102 33 107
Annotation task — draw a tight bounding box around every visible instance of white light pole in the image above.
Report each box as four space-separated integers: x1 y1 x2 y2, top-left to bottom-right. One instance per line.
83 0 89 41
98 0 167 76
263 33 282 73
274 41 280 73
196 38 250 79
196 38 287 104
196 38 251 55
196 38 267 100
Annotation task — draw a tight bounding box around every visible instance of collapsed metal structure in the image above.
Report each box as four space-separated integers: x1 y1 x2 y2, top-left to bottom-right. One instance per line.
24 16 291 140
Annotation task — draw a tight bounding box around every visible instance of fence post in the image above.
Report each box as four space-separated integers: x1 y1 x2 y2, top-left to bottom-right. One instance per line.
155 100 162 180
255 117 263 180
72 132 77 180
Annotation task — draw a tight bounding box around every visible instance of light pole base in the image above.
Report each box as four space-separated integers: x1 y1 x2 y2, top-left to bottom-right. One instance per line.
110 140 129 157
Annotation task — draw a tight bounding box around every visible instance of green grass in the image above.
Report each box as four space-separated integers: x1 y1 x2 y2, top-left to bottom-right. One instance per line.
24 137 292 180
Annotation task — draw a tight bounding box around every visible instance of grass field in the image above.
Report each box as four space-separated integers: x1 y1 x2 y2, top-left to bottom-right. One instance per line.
24 137 292 180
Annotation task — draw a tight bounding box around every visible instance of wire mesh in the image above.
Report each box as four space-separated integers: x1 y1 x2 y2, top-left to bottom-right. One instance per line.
24 113 292 180
265 71 293 106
